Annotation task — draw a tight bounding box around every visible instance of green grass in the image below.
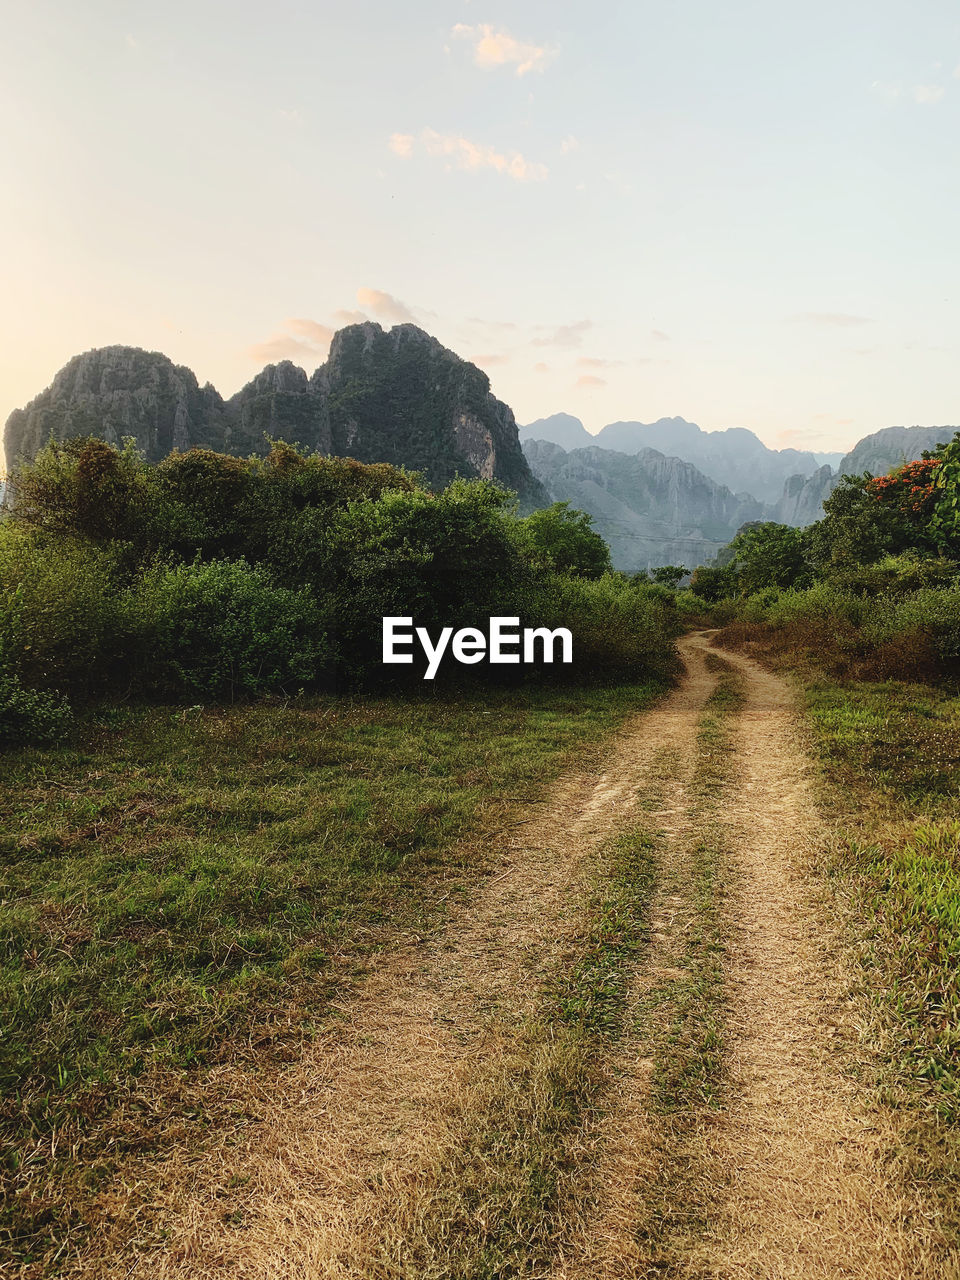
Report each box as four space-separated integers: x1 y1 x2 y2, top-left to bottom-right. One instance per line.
802 679 960 1112
0 679 663 1266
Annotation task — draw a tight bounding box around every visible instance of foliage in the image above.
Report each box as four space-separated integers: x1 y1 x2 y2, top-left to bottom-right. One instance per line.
132 558 331 698
0 669 71 745
727 522 812 593
515 502 612 578
651 564 688 588
688 564 738 602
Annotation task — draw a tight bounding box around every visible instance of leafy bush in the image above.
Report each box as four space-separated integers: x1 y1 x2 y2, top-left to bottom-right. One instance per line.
533 573 679 682
515 502 612 578
132 559 331 698
0 526 129 695
0 669 72 745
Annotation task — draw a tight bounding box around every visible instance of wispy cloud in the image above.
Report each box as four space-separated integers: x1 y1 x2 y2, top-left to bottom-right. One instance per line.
471 352 509 366
451 24 555 76
248 317 335 366
391 129 547 181
560 135 579 153
534 362 549 372
575 374 606 389
356 287 417 324
532 320 591 348
870 80 902 102
277 107 303 125
791 312 873 328
650 329 670 342
913 83 945 104
577 356 623 369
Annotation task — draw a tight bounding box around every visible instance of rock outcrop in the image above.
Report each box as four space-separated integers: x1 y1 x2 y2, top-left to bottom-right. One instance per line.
523 439 766 570
4 325 546 507
4 347 229 464
836 425 957 478
771 464 837 527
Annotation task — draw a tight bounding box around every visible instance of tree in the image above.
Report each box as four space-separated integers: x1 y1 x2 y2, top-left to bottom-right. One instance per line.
688 564 737 602
651 564 688 589
515 501 612 578
728 522 811 592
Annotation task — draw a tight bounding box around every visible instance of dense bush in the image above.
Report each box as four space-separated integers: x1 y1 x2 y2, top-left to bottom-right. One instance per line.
131 559 331 698
0 669 71 745
0 438 681 741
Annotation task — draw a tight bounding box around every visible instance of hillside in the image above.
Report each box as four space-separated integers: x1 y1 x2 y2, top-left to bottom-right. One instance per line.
522 439 765 570
3 325 546 506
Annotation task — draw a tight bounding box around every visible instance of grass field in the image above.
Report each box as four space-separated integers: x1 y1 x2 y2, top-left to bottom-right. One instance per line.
0 679 664 1268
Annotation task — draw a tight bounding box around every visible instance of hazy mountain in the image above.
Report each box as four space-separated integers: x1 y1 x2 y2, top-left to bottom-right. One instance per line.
523 439 766 570
518 413 594 451
4 324 546 506
520 413 842 505
836 425 957 477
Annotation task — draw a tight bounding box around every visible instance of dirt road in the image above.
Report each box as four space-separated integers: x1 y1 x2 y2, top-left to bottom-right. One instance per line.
85 635 938 1279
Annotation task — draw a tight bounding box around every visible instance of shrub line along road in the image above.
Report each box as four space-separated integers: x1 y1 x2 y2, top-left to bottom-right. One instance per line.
79 636 946 1279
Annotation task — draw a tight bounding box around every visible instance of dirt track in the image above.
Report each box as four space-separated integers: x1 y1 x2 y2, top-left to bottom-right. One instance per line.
85 635 937 1279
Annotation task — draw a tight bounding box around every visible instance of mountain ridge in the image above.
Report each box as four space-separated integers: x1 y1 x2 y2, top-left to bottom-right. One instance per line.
3 325 546 506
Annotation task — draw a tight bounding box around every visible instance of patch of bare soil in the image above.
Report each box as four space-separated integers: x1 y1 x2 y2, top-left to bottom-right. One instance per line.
686 634 939 1280
76 652 717 1279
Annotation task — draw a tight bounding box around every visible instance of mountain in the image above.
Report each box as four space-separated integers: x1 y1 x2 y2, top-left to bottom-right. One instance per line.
3 346 229 465
3 324 545 506
518 413 595 451
523 439 766 570
836 425 957 477
771 465 836 527
520 413 842 505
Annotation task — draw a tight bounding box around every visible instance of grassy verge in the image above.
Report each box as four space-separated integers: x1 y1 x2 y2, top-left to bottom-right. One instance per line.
715 629 960 1247
0 679 663 1272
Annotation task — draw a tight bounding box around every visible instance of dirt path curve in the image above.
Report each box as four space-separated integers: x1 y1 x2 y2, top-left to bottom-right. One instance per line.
95 645 719 1279
684 633 930 1280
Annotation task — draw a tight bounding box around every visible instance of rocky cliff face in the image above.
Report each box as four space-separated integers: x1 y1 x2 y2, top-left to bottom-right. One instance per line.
837 425 957 477
4 325 545 506
523 439 766 570
4 346 229 464
523 414 841 506
771 464 837 527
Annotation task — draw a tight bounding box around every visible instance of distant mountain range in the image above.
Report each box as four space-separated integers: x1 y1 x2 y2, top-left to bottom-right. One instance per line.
521 414 957 538
520 414 841 505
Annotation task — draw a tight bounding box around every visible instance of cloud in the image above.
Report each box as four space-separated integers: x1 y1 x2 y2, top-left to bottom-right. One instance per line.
356 287 417 324
333 308 369 326
650 329 670 342
534 362 549 372
394 128 547 181
560 135 579 154
389 132 415 157
277 107 303 125
791 312 873 327
913 83 945 104
575 374 606 389
451 24 555 76
532 320 591 348
286 318 334 345
577 356 623 369
471 353 509 367
248 317 335 366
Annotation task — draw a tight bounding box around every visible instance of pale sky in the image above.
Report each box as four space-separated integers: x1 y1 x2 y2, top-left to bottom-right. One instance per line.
3 0 959 468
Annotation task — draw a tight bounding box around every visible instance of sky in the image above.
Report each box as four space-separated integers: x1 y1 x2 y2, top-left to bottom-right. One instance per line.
3 0 960 468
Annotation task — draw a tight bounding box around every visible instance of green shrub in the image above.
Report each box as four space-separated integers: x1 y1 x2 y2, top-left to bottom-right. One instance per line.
0 668 72 744
534 573 679 682
514 503 612 578
0 526 129 695
132 559 331 698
